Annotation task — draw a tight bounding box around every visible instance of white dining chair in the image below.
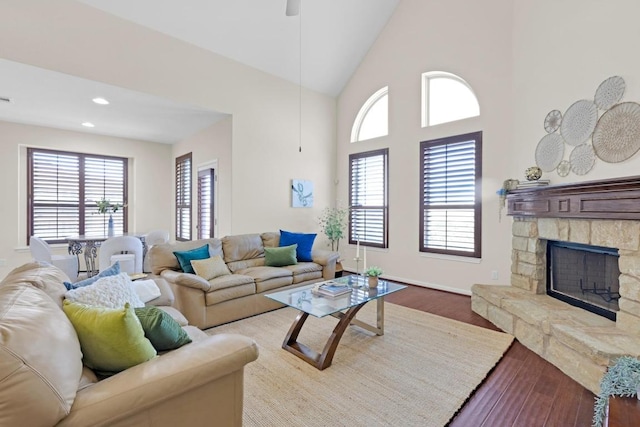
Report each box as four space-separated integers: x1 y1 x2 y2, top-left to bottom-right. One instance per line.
29 236 79 281
99 236 143 274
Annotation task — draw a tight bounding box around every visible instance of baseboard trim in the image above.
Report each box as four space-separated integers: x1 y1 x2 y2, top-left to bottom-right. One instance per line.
341 269 472 296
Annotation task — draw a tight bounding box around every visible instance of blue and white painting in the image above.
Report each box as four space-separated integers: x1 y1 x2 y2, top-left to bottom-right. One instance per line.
291 179 314 207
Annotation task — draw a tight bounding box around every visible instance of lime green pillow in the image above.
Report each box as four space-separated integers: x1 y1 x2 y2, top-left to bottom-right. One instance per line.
63 301 156 374
134 306 192 351
264 244 298 267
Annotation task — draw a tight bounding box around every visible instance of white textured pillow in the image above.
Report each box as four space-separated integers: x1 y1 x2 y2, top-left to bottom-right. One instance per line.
131 279 161 303
64 273 145 309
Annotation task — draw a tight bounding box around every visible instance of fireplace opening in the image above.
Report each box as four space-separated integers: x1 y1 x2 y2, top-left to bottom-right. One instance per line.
547 240 620 321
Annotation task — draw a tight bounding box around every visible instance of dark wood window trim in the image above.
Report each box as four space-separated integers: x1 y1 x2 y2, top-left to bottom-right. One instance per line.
348 148 389 249
27 148 128 244
419 131 482 258
175 153 192 241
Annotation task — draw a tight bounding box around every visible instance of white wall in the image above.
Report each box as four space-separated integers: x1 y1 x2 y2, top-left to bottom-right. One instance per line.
173 116 233 238
337 0 515 294
0 120 172 276
0 1 337 273
511 0 640 182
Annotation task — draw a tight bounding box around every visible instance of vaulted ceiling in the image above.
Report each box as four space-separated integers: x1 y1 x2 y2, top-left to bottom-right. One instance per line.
0 1 399 143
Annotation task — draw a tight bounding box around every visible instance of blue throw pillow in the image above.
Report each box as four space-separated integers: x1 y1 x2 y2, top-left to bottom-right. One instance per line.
63 261 121 291
173 244 210 274
279 230 316 262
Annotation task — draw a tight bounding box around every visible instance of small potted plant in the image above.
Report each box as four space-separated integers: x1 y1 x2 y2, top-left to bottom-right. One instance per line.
364 266 383 288
96 197 125 237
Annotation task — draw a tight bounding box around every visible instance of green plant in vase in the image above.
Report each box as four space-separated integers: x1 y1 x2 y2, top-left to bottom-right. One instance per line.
96 197 125 237
364 266 383 288
318 206 348 251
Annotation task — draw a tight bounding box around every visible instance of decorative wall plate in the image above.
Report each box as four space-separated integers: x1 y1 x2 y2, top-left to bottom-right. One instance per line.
544 110 562 133
535 133 564 172
560 99 598 146
592 102 640 163
556 160 570 177
569 144 596 175
594 76 625 110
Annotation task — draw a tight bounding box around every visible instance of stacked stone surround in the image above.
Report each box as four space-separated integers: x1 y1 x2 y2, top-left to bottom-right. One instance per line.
471 217 640 394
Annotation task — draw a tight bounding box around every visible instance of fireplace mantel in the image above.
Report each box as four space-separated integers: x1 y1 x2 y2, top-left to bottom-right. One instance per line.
507 175 640 219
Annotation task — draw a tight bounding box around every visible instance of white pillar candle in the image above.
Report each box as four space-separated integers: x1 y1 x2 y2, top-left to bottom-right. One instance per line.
363 246 367 273
356 240 360 258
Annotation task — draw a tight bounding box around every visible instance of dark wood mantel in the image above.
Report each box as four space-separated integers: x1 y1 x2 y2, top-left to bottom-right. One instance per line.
507 175 640 220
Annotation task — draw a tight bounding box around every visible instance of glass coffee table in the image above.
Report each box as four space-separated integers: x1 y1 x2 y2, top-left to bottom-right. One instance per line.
265 275 406 370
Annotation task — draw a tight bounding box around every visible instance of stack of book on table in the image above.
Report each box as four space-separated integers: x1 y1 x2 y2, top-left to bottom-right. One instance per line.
517 179 550 189
312 281 352 298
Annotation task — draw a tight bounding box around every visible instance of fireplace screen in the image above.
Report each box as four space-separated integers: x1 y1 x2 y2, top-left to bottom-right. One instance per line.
547 240 620 320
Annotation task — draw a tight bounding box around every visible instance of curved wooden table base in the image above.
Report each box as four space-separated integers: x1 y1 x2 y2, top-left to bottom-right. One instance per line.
282 300 382 370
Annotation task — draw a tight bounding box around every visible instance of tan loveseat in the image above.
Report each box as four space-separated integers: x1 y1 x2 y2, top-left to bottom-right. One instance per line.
0 262 258 427
149 232 339 329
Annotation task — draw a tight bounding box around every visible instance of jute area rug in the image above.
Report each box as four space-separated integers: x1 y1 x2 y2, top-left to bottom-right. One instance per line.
208 302 513 427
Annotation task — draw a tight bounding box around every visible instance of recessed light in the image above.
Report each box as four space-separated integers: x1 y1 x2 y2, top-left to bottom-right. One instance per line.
82 122 95 128
92 97 109 105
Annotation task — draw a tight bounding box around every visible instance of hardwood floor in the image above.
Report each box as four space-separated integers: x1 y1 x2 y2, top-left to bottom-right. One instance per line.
383 284 596 427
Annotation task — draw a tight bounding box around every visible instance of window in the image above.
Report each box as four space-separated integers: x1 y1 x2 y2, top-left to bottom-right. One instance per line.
349 149 388 248
27 148 128 244
351 86 388 142
197 168 215 239
420 132 482 258
175 153 192 241
422 72 479 127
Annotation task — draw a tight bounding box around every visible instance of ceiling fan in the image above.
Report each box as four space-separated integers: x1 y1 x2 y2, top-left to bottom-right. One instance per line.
286 0 300 16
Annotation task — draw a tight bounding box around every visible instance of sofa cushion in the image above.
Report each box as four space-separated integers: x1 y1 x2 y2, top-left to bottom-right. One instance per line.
264 244 298 267
236 266 294 293
0 261 70 307
0 282 83 426
191 255 231 280
226 257 264 273
64 261 120 290
205 282 256 305
148 238 222 275
283 262 323 284
134 306 192 351
173 244 210 274
222 234 264 264
207 273 255 292
279 230 316 262
63 301 157 374
64 272 145 309
261 231 280 248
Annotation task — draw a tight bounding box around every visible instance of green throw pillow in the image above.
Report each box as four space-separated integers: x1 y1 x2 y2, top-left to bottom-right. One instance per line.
173 244 210 274
264 244 298 267
134 306 192 351
63 301 156 374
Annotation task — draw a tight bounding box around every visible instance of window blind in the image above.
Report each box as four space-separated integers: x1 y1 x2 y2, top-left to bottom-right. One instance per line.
420 132 482 258
175 153 192 241
197 168 214 239
349 149 388 248
28 148 127 244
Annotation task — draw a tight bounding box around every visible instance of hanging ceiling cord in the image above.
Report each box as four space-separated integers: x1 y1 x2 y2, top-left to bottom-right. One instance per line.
298 2 302 153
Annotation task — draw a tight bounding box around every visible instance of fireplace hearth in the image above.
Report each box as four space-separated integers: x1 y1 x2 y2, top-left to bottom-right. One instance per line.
471 175 640 394
547 240 620 320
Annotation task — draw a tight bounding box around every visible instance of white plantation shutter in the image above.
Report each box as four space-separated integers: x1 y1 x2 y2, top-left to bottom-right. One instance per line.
420 132 482 258
197 168 214 239
175 153 192 241
349 149 388 248
28 148 127 244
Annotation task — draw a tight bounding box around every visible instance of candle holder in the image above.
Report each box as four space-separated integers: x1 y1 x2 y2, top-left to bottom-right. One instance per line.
352 256 362 288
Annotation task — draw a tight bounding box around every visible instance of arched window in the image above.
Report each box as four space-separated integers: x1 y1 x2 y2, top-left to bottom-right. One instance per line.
422 72 479 127
351 86 388 142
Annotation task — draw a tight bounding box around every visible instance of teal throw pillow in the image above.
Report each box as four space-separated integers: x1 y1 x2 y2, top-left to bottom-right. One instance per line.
173 244 210 274
64 261 121 290
265 244 298 267
279 230 316 262
134 306 192 351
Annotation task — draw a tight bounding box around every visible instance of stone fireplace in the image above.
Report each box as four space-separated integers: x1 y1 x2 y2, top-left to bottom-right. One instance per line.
472 176 640 394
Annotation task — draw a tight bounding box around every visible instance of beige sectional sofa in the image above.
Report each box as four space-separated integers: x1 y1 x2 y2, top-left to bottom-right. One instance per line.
149 232 339 329
0 262 258 427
